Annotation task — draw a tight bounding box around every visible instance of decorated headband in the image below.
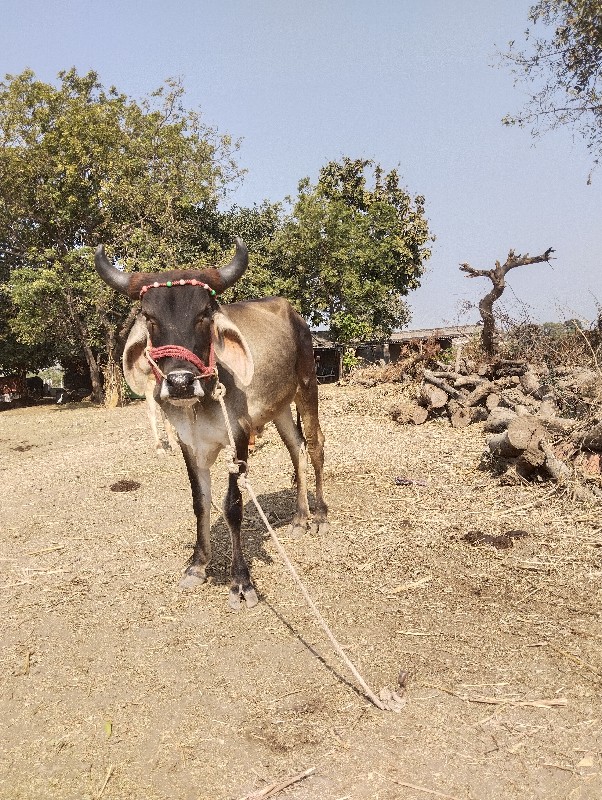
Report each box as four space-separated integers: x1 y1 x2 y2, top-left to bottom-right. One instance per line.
139 278 217 298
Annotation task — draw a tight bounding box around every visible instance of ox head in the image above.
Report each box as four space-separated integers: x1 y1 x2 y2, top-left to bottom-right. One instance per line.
95 238 254 403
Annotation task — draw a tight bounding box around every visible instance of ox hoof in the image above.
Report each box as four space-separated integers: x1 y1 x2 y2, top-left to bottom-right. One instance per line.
288 521 308 539
179 569 207 590
228 584 259 610
310 519 330 536
243 586 259 608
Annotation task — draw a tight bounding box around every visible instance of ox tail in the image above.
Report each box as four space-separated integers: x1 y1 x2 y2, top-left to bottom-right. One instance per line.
291 406 306 488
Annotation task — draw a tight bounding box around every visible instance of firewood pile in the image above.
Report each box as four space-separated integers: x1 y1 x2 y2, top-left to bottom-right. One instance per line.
391 357 602 499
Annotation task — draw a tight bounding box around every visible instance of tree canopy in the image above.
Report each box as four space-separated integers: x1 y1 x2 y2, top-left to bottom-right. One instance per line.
0 68 242 398
268 157 432 344
0 71 433 397
501 0 602 168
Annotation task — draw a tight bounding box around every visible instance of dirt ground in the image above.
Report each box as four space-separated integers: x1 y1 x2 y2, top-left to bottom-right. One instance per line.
1 381 601 800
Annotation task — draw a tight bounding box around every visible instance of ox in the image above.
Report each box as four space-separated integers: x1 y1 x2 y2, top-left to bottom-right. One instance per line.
95 238 328 608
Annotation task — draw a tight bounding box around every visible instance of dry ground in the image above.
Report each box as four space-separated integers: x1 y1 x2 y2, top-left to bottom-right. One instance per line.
1 381 601 800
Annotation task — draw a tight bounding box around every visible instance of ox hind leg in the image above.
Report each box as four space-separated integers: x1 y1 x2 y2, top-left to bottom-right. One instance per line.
294 382 329 535
225 427 258 610
274 406 311 538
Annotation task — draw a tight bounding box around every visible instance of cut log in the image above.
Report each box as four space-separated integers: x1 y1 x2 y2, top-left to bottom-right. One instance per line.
484 406 517 433
539 416 579 435
487 417 545 458
423 369 462 400
390 402 429 425
461 381 496 408
454 374 486 388
520 368 541 396
485 393 500 411
499 387 538 411
450 406 488 428
538 394 558 418
419 383 448 409
583 422 602 451
411 404 429 425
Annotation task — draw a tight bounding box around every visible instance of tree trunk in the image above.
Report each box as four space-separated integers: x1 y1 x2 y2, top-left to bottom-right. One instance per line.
459 248 554 358
63 288 104 404
478 284 503 357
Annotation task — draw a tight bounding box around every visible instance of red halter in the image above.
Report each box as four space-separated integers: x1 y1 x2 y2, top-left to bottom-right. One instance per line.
146 343 217 384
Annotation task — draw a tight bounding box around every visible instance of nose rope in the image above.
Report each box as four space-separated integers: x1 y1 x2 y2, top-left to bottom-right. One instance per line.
145 343 217 384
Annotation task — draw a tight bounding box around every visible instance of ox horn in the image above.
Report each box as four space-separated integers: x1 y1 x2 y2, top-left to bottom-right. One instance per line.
217 237 248 289
94 245 131 295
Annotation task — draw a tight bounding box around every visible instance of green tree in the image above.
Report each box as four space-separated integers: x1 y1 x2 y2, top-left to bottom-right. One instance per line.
501 0 602 168
192 200 284 302
269 157 432 344
0 69 242 401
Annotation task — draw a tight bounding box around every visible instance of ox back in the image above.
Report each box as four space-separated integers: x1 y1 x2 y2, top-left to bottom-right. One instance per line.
96 238 328 609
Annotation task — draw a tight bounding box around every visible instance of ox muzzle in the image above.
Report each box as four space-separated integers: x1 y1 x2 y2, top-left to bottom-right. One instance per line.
146 344 217 403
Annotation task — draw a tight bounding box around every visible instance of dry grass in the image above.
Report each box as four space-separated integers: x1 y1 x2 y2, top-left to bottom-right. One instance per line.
1 383 601 800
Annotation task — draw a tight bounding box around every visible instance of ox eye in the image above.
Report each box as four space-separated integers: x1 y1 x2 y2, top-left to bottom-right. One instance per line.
195 314 212 330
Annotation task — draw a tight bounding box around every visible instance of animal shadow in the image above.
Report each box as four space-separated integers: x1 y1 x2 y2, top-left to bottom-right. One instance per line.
205 486 301 587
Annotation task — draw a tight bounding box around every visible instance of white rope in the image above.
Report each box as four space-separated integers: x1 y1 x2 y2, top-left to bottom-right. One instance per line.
212 382 404 712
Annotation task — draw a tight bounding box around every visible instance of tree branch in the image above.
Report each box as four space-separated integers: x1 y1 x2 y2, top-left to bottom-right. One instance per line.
458 246 554 357
460 247 554 280
459 263 491 279
503 247 555 272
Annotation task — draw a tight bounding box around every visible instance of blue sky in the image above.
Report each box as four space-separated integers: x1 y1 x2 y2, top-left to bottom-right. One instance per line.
2 0 601 328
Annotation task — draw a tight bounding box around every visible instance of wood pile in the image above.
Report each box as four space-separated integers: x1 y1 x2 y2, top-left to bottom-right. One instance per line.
390 357 602 498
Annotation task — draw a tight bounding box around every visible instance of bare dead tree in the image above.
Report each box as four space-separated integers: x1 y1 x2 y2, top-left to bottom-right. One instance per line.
459 247 554 357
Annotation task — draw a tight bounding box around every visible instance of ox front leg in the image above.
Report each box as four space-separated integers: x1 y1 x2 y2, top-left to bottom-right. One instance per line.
179 443 213 590
225 436 258 610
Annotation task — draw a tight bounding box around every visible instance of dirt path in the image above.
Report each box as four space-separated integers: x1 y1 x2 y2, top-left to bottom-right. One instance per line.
1 383 601 800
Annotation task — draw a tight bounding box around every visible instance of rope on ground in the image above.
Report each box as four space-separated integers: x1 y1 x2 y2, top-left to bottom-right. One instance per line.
213 383 404 713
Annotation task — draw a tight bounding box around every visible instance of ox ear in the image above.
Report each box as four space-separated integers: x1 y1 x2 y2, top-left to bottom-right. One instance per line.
123 315 153 397
212 312 254 386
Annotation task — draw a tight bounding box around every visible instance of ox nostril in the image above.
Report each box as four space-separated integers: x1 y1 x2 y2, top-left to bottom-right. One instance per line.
166 371 196 389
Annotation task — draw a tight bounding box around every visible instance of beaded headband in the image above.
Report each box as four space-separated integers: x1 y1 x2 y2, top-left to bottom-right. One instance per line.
139 278 217 298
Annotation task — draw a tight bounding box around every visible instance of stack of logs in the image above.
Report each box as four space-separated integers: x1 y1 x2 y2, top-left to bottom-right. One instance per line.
391 358 602 496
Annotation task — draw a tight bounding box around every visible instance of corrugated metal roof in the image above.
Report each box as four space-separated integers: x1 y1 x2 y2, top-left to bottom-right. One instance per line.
390 324 481 342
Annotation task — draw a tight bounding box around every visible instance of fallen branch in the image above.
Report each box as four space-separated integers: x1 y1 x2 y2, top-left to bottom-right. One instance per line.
238 768 315 800
423 369 462 399
378 774 464 800
424 683 567 708
97 766 114 800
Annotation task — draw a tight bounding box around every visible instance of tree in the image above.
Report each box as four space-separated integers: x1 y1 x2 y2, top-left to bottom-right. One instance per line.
0 69 242 401
501 0 602 169
197 201 284 303
268 157 432 344
460 247 554 357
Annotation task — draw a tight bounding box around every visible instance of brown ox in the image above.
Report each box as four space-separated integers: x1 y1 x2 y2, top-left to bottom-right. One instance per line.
95 238 328 608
